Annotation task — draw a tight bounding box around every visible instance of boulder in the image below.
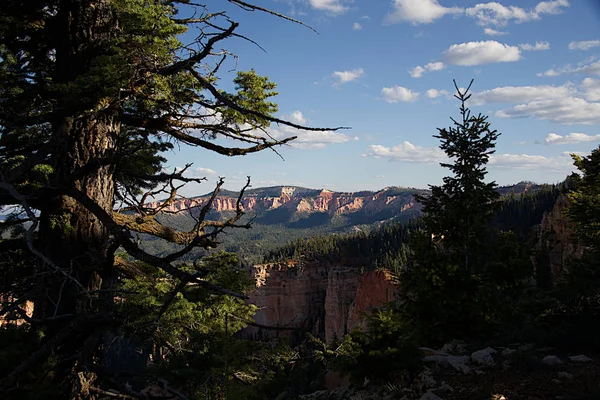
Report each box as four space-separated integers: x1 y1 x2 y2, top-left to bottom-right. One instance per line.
471 349 496 367
420 392 444 400
542 355 564 366
411 367 437 392
502 348 516 357
569 354 593 363
419 347 448 357
423 355 471 374
557 371 573 380
441 340 468 355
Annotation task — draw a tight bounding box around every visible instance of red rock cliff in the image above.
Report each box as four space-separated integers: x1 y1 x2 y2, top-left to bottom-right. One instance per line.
241 263 399 343
145 186 417 217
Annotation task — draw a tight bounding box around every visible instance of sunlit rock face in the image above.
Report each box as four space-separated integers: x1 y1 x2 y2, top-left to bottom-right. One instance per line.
240 262 398 344
145 186 418 218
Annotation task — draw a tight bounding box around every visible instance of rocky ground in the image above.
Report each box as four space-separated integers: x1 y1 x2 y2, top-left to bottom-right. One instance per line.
298 342 600 400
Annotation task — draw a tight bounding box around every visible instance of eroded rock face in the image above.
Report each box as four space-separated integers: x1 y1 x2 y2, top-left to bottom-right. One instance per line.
240 263 399 344
145 186 417 218
537 193 585 283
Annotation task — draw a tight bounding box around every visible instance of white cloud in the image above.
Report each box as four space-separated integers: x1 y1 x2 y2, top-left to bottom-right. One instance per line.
289 110 308 125
496 97 600 125
426 61 446 71
489 153 572 171
264 111 358 149
569 40 600 51
484 28 508 36
534 0 570 15
470 84 574 105
385 0 463 25
308 0 350 14
425 88 450 99
194 167 216 176
410 66 426 78
537 59 600 77
352 22 363 30
465 0 569 26
332 68 364 84
543 132 600 144
362 142 446 163
381 86 420 102
443 41 521 66
410 62 446 78
581 77 600 101
363 141 573 171
519 41 550 51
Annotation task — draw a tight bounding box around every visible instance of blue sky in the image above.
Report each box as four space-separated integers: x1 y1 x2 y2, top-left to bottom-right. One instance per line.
169 0 600 194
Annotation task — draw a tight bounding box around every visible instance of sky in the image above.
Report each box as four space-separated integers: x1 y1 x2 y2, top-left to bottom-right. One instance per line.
168 0 600 195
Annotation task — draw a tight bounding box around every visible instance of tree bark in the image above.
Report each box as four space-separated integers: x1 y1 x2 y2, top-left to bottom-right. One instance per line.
34 0 119 321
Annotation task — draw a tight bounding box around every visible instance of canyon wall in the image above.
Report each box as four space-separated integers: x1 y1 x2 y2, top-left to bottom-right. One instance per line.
241 263 399 344
145 186 417 217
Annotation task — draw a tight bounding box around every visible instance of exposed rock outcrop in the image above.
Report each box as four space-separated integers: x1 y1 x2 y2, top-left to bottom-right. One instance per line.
145 186 419 219
536 193 585 283
241 263 399 344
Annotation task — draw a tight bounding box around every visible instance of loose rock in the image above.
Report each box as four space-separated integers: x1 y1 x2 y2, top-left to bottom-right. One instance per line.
471 349 496 366
542 355 564 366
569 354 593 363
420 391 444 400
557 371 573 380
502 348 516 357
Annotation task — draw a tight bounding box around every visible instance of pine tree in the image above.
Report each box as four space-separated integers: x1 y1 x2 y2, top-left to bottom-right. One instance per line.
0 0 343 395
416 80 500 272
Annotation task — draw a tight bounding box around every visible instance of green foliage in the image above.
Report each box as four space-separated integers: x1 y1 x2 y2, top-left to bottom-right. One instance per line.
403 82 532 345
568 146 600 249
219 69 279 129
120 252 255 354
321 309 422 384
416 80 500 272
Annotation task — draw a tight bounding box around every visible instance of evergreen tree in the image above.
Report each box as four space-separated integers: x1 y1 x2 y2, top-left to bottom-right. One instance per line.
416 80 500 272
568 146 600 250
0 0 343 396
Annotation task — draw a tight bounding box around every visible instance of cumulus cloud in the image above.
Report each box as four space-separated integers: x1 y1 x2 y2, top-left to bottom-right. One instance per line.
537 59 600 77
265 111 358 149
410 62 446 78
308 0 350 14
569 40 600 51
443 41 521 66
543 132 600 144
385 0 463 25
425 89 450 99
352 22 362 30
381 86 420 102
289 110 308 125
489 153 572 171
362 142 446 163
363 141 573 171
332 68 364 84
496 97 600 125
581 77 600 101
484 28 508 36
465 0 569 26
519 41 550 51
470 84 574 105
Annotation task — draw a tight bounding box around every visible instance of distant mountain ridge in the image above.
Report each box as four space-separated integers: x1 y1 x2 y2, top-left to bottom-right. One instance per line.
147 182 539 217
146 185 429 225
140 181 546 262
